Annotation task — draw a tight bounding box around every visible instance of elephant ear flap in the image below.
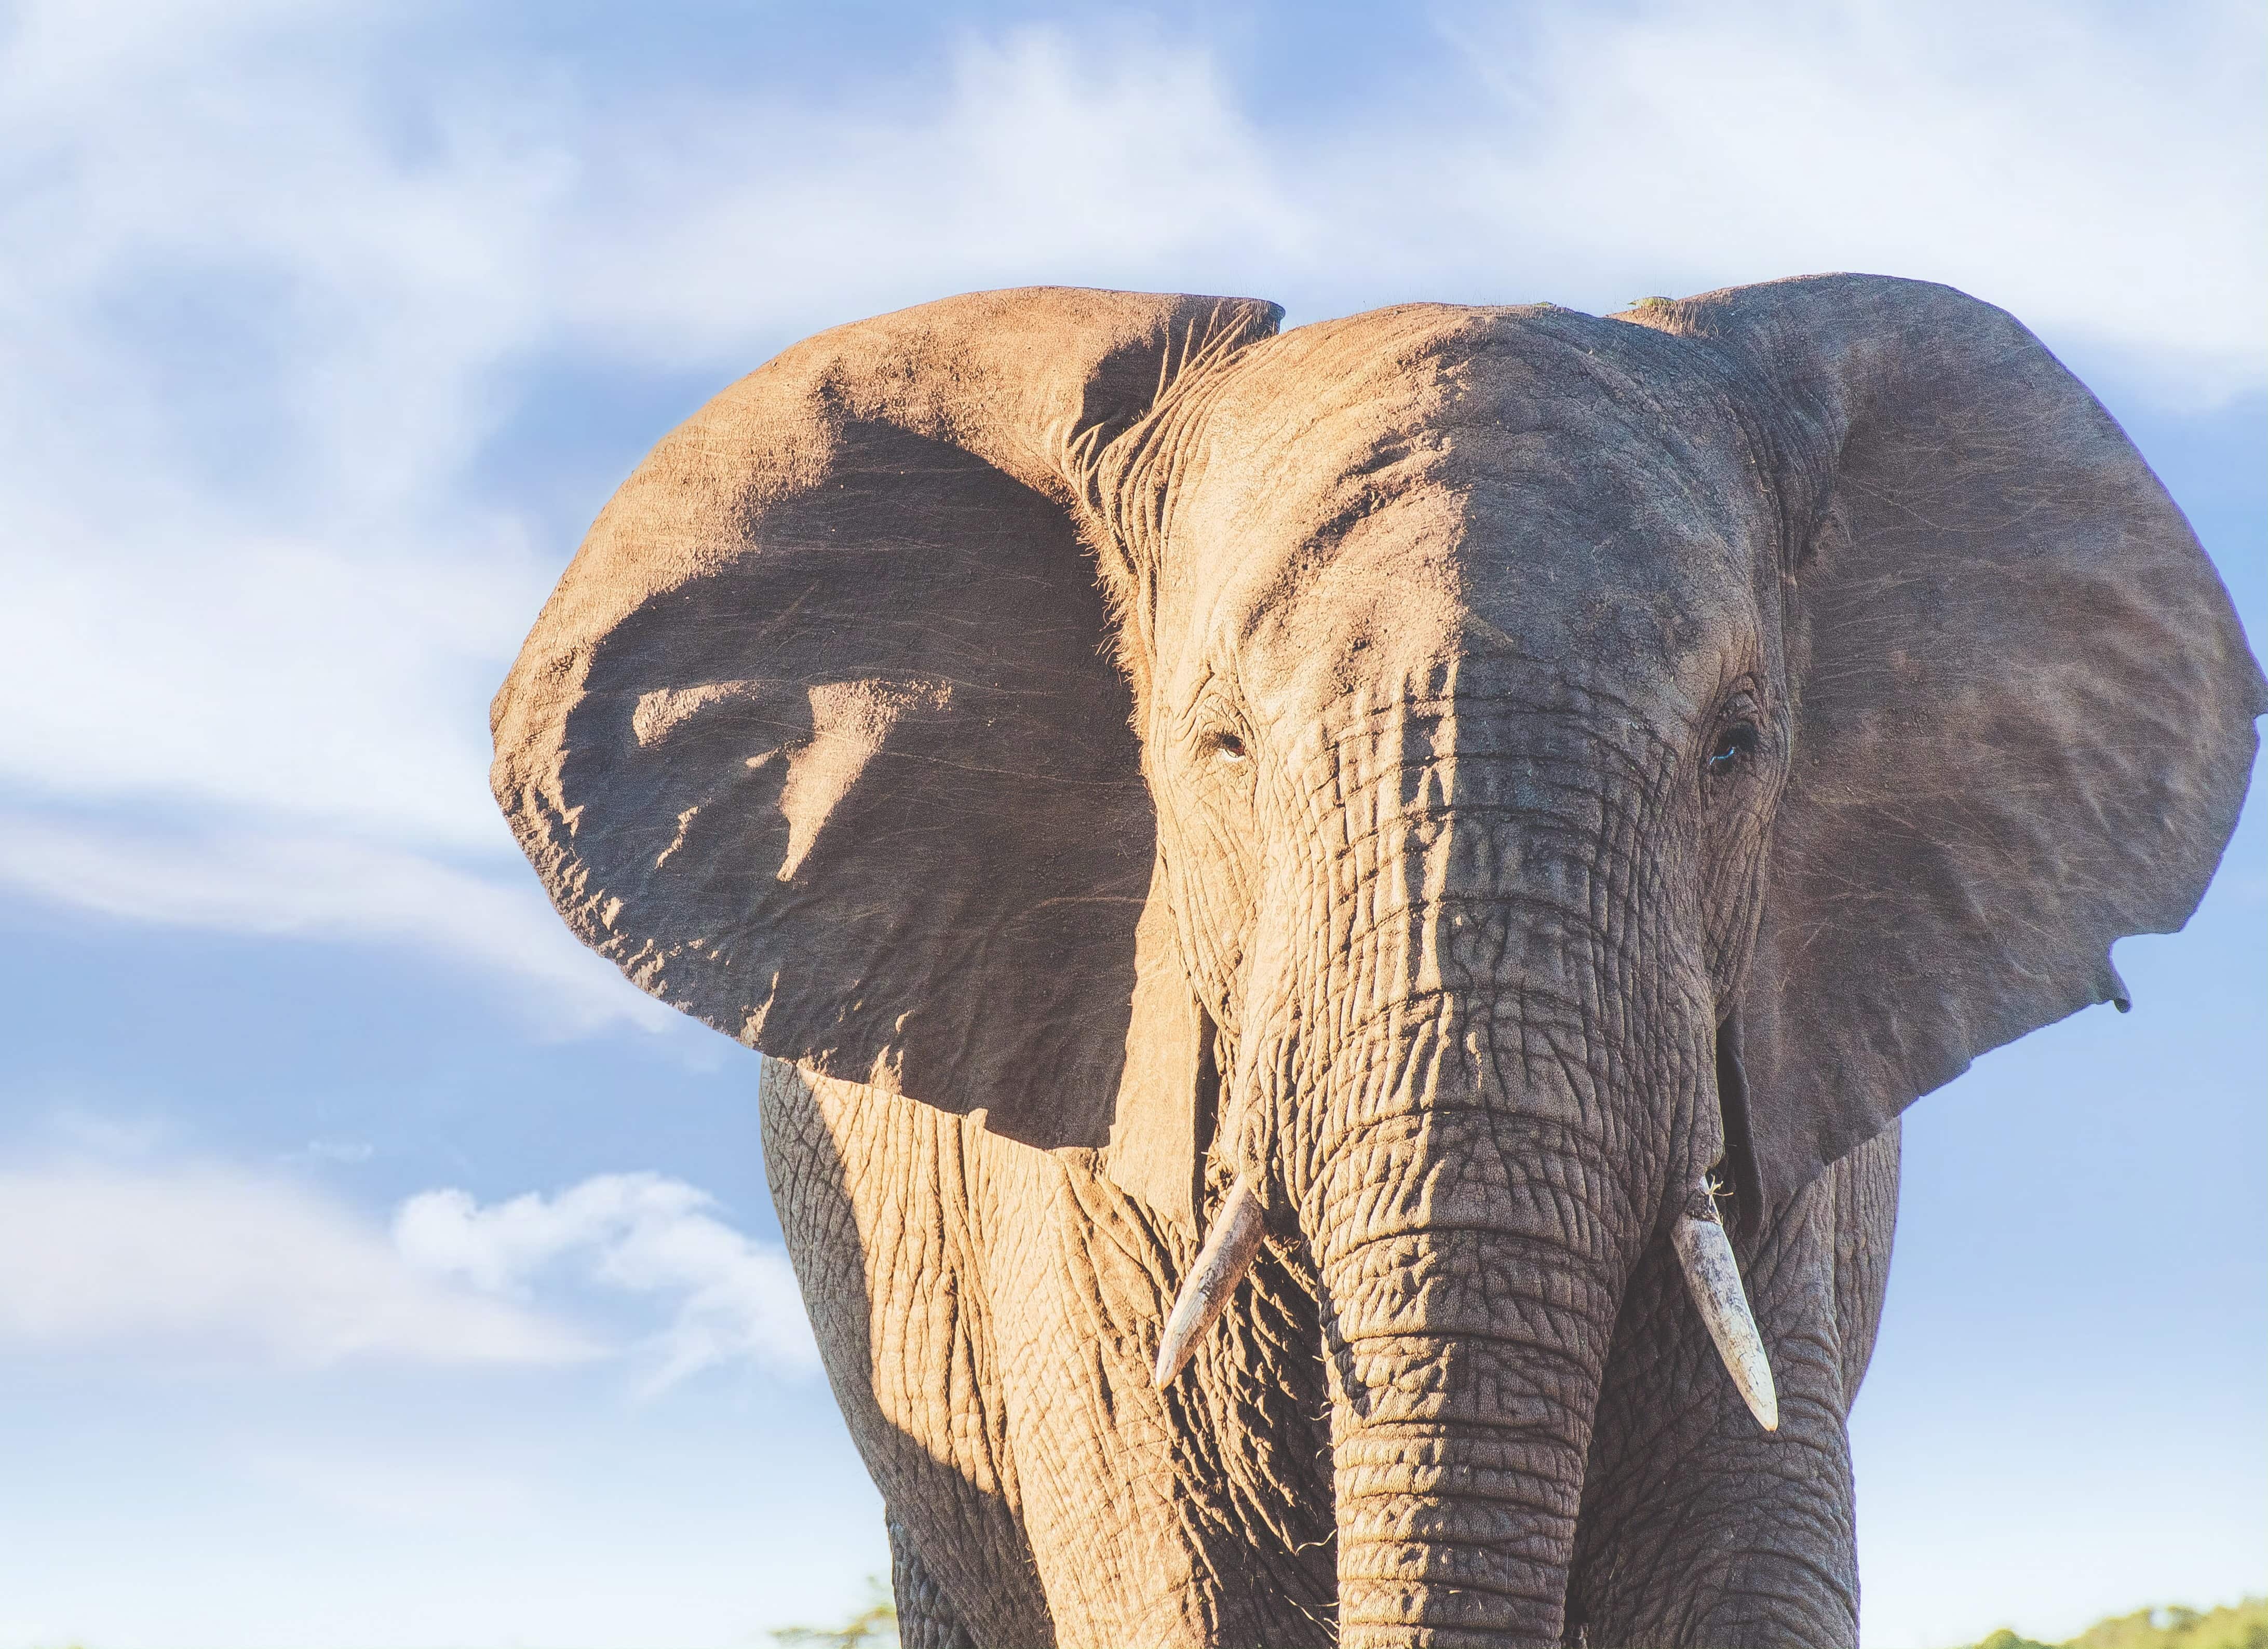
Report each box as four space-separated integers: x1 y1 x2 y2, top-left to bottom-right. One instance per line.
491 287 1281 1151
1640 274 2265 1208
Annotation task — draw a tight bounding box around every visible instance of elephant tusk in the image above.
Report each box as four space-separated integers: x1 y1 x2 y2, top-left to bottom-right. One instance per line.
1152 1177 1266 1388
1672 1184 1780 1432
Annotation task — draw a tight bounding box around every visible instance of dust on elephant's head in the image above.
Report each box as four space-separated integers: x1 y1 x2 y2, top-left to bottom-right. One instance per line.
490 278 2261 1637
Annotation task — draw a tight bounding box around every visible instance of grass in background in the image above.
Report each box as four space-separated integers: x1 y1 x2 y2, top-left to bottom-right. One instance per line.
1965 1598 2268 1649
762 1588 2268 1649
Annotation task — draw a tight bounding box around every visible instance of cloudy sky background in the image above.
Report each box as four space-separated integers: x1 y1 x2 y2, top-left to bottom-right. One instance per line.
1 2 2260 1644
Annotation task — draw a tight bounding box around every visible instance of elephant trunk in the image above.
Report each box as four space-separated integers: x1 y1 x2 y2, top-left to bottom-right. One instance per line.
1246 727 1718 1647
1313 1056 1635 1648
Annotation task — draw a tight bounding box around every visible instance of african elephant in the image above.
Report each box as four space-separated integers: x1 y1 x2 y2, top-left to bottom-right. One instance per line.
491 275 2263 1648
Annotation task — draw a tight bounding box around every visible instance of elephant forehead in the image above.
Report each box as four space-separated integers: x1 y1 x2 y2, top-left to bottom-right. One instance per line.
1232 492 1757 749
1163 305 1776 734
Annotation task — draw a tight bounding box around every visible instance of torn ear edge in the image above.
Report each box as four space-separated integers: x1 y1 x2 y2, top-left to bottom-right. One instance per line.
1096 856 1217 1233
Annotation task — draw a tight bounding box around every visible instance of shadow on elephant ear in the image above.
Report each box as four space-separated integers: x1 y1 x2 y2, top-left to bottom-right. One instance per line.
556 417 1159 1150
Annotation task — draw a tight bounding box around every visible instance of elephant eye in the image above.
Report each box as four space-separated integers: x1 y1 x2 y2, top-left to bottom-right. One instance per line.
1705 723 1759 777
1208 730 1249 765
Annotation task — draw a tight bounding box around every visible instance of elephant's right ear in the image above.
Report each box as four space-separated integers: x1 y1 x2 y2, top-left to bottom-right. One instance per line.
491 287 1281 1152
1628 274 2265 1209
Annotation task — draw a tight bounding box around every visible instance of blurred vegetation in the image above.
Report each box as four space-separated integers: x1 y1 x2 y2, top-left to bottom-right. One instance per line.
763 1588 2268 1649
1964 1597 2268 1649
770 1576 897 1648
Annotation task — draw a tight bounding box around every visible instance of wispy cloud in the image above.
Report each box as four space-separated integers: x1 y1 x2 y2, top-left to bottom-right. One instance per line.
1418 0 2265 401
394 1172 818 1391
0 1156 812 1387
539 23 1305 362
0 812 672 1036
0 1160 595 1367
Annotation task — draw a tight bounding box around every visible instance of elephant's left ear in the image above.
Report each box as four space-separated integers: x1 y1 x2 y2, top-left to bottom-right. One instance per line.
1630 274 2265 1209
490 287 1281 1153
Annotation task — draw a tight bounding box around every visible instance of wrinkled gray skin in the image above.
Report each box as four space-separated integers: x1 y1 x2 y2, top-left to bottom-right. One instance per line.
493 276 2264 1648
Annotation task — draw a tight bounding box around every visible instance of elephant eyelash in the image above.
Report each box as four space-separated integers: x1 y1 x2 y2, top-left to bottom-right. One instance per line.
1704 722 1761 777
1187 683 1254 768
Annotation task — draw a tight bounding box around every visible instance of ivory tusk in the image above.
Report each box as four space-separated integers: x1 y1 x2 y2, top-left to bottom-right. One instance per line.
1672 1185 1780 1432
1152 1177 1266 1388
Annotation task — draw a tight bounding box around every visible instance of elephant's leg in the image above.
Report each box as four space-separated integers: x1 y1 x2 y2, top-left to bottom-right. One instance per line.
765 1059 1333 1644
1564 1131 1899 1649
1825 1122 1901 1403
991 1160 1338 1647
888 1515 978 1649
759 1060 1054 1647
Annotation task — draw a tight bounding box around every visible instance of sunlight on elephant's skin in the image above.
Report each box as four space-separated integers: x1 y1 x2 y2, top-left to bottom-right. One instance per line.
492 277 2265 1649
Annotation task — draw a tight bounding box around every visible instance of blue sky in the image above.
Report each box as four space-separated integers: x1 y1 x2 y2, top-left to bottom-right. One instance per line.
0 3 2259 1645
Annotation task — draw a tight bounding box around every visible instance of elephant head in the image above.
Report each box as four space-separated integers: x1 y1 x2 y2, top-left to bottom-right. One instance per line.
492 278 2262 1645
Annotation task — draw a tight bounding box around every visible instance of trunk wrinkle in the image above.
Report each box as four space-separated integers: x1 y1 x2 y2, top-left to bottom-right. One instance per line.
1239 705 1721 1647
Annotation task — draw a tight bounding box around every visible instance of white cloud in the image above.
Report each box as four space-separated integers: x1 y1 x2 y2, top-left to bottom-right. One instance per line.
2 513 555 850
394 1172 818 1391
0 810 673 1037
1417 0 2266 402
0 1157 812 1388
541 24 1305 363
0 1161 595 1367
520 5 2265 397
